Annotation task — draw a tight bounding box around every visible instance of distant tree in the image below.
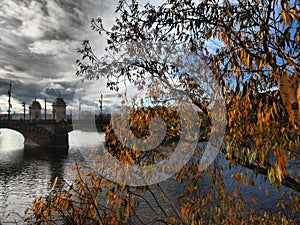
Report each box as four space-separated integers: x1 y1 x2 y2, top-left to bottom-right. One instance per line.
26 0 300 224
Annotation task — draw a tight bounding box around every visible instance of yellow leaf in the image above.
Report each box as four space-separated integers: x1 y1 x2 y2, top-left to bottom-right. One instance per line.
258 60 262 70
297 84 300 111
279 72 297 124
265 187 269 195
50 177 58 192
247 53 250 66
289 9 298 19
275 164 283 183
92 208 97 219
264 110 271 123
281 11 287 24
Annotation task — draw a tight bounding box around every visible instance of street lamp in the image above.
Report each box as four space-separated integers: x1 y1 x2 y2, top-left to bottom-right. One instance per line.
22 102 25 121
99 94 103 120
7 82 12 120
78 97 82 120
44 98 47 120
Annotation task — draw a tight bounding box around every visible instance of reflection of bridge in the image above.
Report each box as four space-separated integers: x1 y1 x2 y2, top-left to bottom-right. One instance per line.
0 115 110 153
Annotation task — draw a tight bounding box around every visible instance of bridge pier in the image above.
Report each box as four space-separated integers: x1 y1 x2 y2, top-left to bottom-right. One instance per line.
50 121 69 154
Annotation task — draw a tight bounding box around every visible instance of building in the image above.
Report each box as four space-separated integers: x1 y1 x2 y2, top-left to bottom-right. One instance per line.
52 93 67 121
29 98 42 121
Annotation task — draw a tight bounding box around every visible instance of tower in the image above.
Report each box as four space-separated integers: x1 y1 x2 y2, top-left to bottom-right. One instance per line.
29 97 42 121
52 93 67 121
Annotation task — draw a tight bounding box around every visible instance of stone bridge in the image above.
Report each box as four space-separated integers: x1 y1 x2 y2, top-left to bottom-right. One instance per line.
0 116 110 153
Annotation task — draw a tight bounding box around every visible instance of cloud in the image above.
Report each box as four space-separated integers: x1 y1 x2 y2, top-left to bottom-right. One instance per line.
1 0 113 41
28 39 80 57
0 65 36 81
0 0 78 40
0 1 45 39
0 0 129 114
19 1 48 39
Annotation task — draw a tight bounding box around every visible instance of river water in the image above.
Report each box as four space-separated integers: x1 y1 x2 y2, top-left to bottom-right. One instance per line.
0 129 106 224
0 128 298 224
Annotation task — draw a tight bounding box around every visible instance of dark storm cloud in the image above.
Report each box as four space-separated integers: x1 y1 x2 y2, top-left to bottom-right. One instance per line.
0 0 117 112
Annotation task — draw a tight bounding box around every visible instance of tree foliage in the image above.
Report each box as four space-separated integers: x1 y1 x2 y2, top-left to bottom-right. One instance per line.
26 0 300 224
76 0 300 189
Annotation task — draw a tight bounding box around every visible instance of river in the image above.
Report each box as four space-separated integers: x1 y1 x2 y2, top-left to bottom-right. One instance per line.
0 129 106 224
0 128 298 224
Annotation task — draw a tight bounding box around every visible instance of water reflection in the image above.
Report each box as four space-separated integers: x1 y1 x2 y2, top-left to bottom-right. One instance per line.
49 154 68 190
0 129 25 151
0 129 103 224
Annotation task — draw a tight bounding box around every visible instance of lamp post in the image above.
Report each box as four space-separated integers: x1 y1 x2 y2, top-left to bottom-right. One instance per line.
99 94 103 121
7 82 12 120
78 97 81 120
44 98 47 120
22 102 25 121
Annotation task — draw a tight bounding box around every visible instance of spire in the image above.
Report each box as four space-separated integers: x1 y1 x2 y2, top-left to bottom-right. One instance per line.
58 91 61 98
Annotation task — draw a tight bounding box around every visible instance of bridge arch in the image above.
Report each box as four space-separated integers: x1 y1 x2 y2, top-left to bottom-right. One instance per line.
0 121 67 152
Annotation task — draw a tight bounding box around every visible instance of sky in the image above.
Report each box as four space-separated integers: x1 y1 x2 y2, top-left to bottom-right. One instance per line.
0 0 207 118
0 0 125 116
